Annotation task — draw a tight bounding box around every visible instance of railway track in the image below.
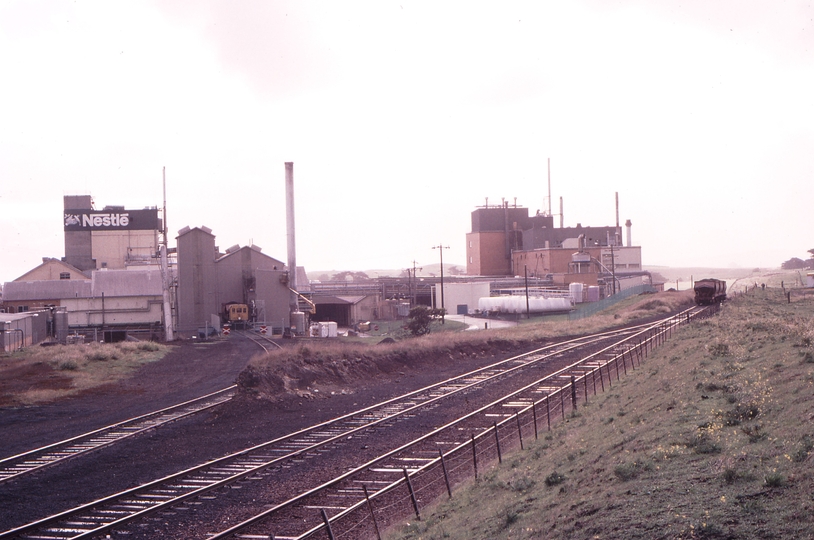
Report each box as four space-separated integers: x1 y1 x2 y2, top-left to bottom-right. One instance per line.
210 309 705 540
0 325 643 540
0 386 236 485
0 310 712 539
236 329 283 352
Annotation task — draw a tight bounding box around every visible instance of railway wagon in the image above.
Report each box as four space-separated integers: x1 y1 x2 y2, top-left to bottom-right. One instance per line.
694 278 727 305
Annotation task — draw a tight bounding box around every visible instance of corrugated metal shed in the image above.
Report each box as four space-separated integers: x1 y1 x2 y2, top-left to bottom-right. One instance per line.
91 270 164 297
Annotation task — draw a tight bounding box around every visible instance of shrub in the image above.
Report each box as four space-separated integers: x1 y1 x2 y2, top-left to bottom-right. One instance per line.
544 471 566 487
764 473 785 488
707 343 730 357
58 360 78 371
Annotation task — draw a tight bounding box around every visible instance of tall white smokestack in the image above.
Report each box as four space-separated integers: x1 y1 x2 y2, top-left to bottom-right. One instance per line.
285 162 297 315
559 197 564 228
625 219 632 247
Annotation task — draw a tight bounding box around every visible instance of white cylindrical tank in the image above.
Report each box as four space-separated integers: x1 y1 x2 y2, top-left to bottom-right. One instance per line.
587 286 601 302
569 283 584 304
479 296 572 313
291 312 306 335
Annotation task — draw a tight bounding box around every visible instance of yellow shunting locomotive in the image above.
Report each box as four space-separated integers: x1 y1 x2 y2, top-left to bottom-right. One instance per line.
223 302 251 329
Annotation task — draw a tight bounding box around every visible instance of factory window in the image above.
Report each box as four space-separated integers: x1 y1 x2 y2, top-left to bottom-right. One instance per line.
469 256 473 264
17 306 29 313
59 272 70 280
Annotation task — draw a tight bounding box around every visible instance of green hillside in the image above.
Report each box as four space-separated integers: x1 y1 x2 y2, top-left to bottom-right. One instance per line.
388 287 814 540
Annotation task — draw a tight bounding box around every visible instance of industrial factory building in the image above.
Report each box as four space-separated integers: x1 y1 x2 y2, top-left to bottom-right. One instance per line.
62 194 163 273
2 181 652 346
1 195 303 343
174 225 293 335
465 198 644 291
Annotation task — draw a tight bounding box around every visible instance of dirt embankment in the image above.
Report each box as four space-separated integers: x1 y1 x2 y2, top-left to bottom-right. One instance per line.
237 289 697 402
237 336 543 401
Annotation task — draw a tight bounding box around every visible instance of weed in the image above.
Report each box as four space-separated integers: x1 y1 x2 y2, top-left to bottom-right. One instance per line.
723 403 760 426
87 351 111 362
792 435 814 462
764 472 785 488
722 468 739 484
689 432 722 454
741 424 768 443
801 351 814 364
613 460 652 481
502 507 520 528
544 471 566 487
509 476 536 493
58 360 78 371
708 343 730 357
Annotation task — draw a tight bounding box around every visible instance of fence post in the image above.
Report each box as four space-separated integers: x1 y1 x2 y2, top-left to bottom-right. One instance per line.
494 422 503 463
560 389 566 420
570 375 577 411
583 375 589 403
515 412 524 450
546 394 551 431
471 434 479 479
362 485 382 540
320 509 336 540
598 365 605 392
614 355 620 381
403 468 421 520
438 450 452 499
532 401 539 440
606 361 613 388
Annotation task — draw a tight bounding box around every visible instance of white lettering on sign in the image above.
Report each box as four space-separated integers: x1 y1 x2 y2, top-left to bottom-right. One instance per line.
80 213 130 228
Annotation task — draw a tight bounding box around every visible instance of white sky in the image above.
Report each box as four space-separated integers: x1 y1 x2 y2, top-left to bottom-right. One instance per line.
1 1 812 283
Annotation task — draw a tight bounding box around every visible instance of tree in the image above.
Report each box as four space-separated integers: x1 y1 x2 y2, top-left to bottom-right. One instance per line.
406 305 444 336
781 257 807 270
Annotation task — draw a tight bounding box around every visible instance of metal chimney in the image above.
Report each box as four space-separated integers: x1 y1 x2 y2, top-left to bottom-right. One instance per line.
559 197 564 228
285 162 297 316
625 219 632 247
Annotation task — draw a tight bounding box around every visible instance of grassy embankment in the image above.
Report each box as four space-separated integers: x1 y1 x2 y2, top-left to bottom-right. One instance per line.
386 287 814 540
0 342 170 406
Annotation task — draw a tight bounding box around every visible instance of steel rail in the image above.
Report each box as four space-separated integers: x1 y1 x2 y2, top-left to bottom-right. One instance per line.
209 310 700 539
0 328 637 540
236 329 283 351
295 306 712 539
0 385 236 485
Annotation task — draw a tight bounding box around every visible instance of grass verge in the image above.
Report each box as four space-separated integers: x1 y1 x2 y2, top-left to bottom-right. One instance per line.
0 341 172 406
386 288 814 539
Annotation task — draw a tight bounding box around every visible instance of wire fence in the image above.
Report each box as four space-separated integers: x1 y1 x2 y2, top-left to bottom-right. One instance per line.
568 284 657 320
292 304 720 540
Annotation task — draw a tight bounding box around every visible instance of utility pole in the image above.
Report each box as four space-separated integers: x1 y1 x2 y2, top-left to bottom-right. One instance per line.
432 245 450 324
160 167 174 341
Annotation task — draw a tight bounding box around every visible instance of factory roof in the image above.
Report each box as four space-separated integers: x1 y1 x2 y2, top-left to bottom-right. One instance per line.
2 279 91 301
3 269 165 301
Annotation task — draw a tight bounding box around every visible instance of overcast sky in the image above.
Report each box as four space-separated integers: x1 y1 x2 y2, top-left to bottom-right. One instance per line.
1 1 812 283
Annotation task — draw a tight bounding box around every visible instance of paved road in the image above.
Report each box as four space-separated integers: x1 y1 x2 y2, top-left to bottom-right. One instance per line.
445 314 517 330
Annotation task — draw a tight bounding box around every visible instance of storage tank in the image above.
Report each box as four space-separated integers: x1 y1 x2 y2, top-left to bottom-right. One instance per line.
569 283 584 304
478 296 572 314
291 312 306 335
586 286 601 302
